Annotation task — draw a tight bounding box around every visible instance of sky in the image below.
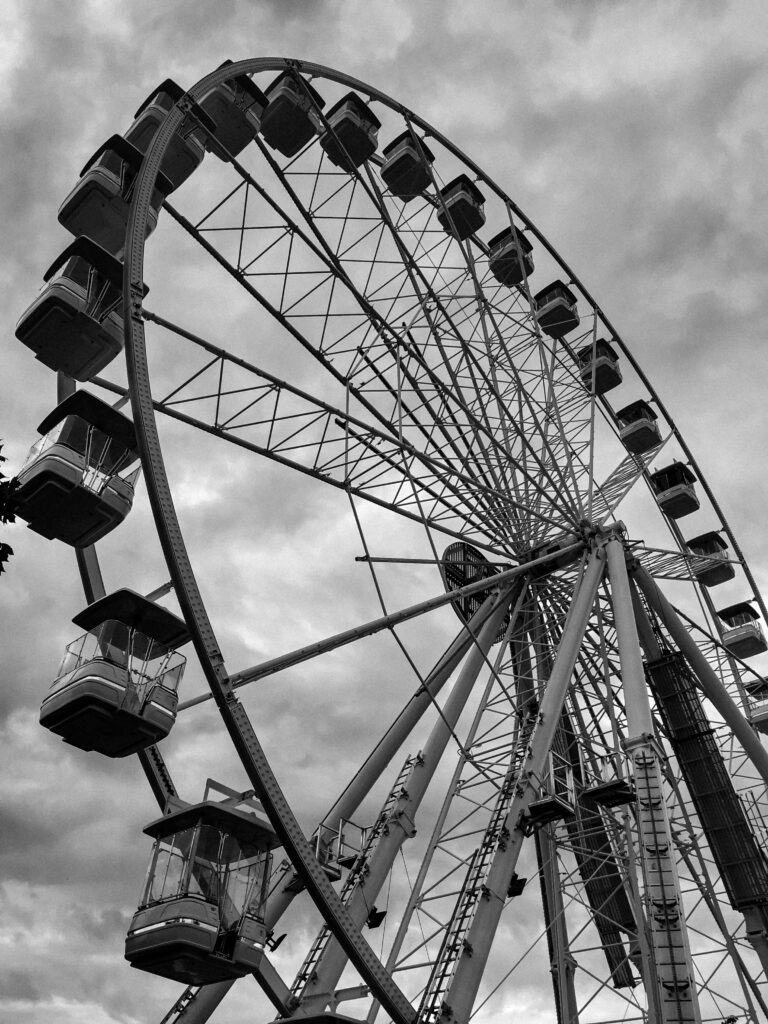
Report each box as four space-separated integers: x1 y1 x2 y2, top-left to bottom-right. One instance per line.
2 1 768 1022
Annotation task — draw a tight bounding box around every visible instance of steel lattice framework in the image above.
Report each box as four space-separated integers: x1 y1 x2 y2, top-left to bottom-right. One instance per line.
23 57 768 1024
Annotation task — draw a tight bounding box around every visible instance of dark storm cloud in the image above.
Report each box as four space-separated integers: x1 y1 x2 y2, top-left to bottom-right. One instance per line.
0 805 53 862
0 969 40 1002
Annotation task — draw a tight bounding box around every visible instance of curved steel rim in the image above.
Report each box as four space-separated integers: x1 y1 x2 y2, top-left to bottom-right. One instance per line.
120 56 766 1018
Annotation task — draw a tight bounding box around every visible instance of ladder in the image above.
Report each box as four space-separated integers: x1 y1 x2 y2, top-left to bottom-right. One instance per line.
159 986 202 1024
630 739 700 1024
290 755 415 1004
138 743 177 807
418 707 537 1024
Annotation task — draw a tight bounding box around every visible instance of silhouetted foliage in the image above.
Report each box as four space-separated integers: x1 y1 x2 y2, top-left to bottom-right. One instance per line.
0 442 17 575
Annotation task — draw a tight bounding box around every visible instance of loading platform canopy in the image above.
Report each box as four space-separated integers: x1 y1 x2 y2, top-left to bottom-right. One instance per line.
38 390 138 457
72 588 191 652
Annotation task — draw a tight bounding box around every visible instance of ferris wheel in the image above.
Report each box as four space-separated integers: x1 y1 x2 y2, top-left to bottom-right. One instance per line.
13 57 768 1024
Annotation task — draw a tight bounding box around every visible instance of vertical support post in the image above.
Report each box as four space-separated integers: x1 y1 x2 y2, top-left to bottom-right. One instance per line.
437 546 605 1024
605 539 701 1024
605 539 654 735
623 807 662 1024
631 573 768 981
630 585 662 661
626 583 665 1024
535 827 578 1024
530 602 578 1024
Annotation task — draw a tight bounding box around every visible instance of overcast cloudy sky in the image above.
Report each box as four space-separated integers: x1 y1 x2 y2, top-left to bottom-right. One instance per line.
2 2 768 1023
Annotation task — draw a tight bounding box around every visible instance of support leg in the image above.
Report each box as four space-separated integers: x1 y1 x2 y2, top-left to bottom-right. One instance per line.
606 539 701 1024
433 546 605 1024
292 587 518 1013
263 590 506 928
535 827 578 1024
530 603 579 1024
631 572 768 980
633 563 768 788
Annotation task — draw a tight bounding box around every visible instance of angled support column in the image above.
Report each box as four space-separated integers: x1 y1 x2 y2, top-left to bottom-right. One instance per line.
632 568 768 980
633 563 768 789
321 589 506 832
221 543 584 696
292 586 518 1013
606 539 701 1024
175 593 512 1024
159 983 230 1024
436 546 605 1024
263 589 506 928
365 591 532 1024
